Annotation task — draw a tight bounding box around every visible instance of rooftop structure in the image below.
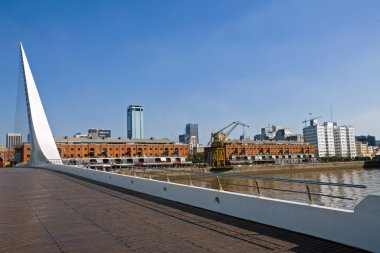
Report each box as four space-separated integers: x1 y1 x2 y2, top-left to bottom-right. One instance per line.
73 133 89 138
88 128 111 139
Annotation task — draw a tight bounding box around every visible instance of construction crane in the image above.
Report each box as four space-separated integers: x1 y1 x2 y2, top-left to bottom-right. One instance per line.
209 121 250 147
302 116 321 127
208 121 250 168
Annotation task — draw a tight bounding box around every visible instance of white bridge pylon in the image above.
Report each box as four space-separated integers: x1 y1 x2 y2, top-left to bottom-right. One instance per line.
20 43 62 165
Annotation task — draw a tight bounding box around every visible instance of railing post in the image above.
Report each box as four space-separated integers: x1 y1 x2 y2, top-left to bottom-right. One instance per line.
216 176 223 191
148 170 152 180
165 171 170 182
306 184 313 204
255 180 261 196
187 173 193 186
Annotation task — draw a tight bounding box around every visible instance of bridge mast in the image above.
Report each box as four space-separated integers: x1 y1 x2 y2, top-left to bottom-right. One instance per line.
19 43 62 165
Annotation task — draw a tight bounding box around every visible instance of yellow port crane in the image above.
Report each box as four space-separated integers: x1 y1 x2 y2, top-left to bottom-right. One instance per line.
209 121 249 168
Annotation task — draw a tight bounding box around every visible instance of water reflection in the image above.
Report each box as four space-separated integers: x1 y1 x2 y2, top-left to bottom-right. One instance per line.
170 168 380 210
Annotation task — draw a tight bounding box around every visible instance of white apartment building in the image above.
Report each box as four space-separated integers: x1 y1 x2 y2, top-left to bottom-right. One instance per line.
334 126 348 157
346 126 356 158
324 122 336 157
303 121 356 158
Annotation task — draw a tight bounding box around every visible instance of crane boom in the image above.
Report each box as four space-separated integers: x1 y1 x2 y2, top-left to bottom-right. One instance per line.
302 116 321 127
215 122 237 134
210 121 250 146
225 121 249 137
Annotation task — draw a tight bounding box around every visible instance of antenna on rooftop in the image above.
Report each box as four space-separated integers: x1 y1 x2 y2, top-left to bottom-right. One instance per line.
256 122 259 134
330 104 333 122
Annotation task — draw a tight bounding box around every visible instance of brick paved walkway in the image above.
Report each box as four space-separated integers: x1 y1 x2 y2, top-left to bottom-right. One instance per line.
0 167 365 252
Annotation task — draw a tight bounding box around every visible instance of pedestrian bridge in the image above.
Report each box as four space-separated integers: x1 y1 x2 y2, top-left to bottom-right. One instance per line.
0 167 363 252
13 43 380 252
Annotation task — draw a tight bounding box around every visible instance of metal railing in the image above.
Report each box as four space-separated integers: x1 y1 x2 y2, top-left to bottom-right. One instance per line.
52 159 366 207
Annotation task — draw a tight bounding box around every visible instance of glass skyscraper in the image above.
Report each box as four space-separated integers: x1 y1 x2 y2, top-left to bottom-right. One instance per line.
185 123 198 142
127 105 144 139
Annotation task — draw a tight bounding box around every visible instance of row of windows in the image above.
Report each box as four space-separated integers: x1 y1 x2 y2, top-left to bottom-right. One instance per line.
61 153 177 158
59 147 184 152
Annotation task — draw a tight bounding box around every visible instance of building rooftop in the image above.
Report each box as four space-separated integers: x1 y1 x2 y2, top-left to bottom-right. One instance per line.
54 136 184 145
226 139 309 145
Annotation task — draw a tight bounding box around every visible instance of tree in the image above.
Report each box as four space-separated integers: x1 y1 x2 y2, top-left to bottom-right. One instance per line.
190 152 205 163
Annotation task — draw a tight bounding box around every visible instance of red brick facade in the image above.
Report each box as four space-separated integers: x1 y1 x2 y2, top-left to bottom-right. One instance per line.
19 143 189 162
224 143 315 158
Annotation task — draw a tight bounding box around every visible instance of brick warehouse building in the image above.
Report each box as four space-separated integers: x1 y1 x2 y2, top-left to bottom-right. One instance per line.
205 140 316 165
16 137 189 163
0 146 15 163
225 140 315 157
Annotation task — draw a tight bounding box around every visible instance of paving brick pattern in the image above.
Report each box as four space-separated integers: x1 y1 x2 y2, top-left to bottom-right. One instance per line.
0 167 365 252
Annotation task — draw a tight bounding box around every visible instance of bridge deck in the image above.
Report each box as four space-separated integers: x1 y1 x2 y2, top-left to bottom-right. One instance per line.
0 167 364 253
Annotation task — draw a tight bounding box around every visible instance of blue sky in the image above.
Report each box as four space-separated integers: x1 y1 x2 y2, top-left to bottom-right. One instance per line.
1 0 380 145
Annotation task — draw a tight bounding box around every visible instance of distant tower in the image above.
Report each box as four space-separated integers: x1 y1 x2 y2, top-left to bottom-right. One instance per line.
178 134 186 143
6 133 22 148
127 105 144 139
185 123 199 142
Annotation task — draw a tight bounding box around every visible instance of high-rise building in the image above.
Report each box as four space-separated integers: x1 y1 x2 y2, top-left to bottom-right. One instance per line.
303 123 327 157
6 133 22 148
185 123 198 142
178 134 186 143
346 126 356 158
262 125 282 140
356 135 376 147
127 105 144 139
334 126 348 157
324 122 335 157
254 125 301 141
303 121 356 158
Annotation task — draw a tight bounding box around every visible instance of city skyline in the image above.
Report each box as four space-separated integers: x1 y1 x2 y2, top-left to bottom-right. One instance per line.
1 1 380 145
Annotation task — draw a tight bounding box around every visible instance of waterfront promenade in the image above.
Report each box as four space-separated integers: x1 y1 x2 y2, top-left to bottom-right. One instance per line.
0 167 364 252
